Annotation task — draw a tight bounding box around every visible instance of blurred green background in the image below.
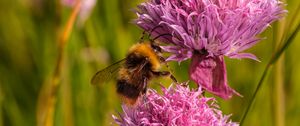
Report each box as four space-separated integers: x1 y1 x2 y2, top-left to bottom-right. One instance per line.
0 0 299 126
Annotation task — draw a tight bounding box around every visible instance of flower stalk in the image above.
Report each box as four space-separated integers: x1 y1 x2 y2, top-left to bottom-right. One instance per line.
272 11 286 126
36 1 81 126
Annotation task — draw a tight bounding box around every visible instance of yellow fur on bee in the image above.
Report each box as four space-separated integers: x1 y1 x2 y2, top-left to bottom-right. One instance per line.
118 68 130 80
129 42 161 70
119 95 140 107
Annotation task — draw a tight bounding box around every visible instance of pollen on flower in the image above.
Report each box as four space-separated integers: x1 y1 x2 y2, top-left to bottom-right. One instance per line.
134 0 287 99
113 84 238 126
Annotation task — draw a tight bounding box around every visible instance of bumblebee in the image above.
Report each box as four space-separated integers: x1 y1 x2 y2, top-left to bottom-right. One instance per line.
91 40 177 106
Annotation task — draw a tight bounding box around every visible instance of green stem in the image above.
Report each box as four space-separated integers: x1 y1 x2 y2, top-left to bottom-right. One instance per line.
273 17 286 126
240 64 271 125
240 17 300 126
36 1 81 126
270 22 300 64
273 56 285 126
278 4 300 48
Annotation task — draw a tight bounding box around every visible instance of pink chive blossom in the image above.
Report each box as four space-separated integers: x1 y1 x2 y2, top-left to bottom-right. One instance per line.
113 84 238 126
61 0 96 25
135 0 286 99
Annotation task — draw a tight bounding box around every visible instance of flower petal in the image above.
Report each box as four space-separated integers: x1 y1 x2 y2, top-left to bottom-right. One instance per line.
160 46 193 62
228 53 260 62
189 54 241 99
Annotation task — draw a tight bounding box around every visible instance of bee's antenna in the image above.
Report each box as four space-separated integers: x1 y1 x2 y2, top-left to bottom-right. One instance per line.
148 25 163 39
152 33 172 41
139 25 173 43
139 25 163 43
139 30 147 43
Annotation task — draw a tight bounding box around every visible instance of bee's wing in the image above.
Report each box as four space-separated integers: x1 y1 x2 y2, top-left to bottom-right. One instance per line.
91 59 126 85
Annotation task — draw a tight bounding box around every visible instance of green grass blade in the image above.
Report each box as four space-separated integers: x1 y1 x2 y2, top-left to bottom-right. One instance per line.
270 22 300 64
240 14 300 126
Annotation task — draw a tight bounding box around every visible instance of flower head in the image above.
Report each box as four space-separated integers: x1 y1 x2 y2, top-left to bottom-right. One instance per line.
113 84 238 126
135 0 286 99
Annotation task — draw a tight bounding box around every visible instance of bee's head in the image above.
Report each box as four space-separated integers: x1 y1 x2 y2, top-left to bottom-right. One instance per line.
149 33 172 54
150 42 162 53
139 25 173 54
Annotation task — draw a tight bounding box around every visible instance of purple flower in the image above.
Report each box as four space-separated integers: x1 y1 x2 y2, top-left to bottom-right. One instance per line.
113 84 238 126
135 0 286 99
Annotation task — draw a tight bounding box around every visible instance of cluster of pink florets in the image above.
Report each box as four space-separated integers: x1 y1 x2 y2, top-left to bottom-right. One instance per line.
113 84 238 126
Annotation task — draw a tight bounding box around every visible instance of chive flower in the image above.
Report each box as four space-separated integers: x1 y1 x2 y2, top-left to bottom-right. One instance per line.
113 84 238 126
135 0 286 99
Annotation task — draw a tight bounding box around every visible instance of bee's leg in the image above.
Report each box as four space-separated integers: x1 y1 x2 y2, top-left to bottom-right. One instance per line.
141 77 150 109
159 56 166 64
142 94 150 110
142 77 148 94
152 71 178 83
158 56 173 73
180 81 189 87
169 74 178 83
158 56 177 79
